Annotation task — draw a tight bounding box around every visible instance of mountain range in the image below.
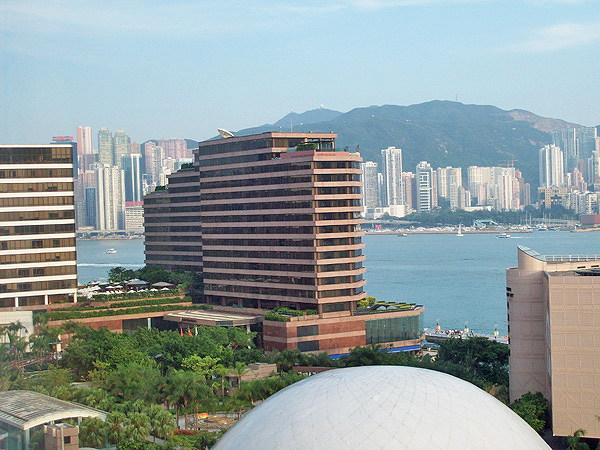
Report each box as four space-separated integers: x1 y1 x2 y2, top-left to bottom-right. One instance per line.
183 101 597 187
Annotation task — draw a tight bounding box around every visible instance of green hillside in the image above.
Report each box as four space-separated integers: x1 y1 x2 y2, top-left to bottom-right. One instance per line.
234 101 572 187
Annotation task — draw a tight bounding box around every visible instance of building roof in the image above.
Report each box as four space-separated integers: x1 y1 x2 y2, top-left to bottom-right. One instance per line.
163 310 262 327
213 366 550 450
0 391 106 430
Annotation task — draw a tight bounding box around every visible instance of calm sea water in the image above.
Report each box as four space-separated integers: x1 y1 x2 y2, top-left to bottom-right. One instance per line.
76 231 600 335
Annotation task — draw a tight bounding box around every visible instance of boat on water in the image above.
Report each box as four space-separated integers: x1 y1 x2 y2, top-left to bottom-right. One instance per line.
105 248 117 254
456 223 464 237
497 233 511 238
397 232 408 237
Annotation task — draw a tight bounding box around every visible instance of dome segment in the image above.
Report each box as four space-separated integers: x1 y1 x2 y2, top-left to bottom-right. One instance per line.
214 366 550 450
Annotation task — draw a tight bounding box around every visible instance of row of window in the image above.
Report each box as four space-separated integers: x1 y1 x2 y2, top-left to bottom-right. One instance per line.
0 279 76 293
144 194 202 205
201 174 312 190
0 251 76 265
0 265 77 280
145 245 202 253
203 260 361 273
197 152 273 168
0 148 72 164
203 249 315 260
200 186 361 201
204 283 317 299
204 272 362 287
144 216 202 224
0 196 74 207
145 254 202 263
0 210 74 222
200 224 360 235
0 223 74 236
0 182 73 193
202 237 360 247
0 168 73 178
0 237 74 251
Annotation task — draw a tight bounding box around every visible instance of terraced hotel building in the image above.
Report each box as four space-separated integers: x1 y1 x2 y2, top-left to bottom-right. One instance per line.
0 145 78 309
144 132 423 354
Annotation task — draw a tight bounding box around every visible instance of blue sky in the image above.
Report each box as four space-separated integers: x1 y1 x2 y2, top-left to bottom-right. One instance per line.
1 0 599 145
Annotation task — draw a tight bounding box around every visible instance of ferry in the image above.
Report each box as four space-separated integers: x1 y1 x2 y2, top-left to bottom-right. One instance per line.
496 233 510 238
105 248 117 254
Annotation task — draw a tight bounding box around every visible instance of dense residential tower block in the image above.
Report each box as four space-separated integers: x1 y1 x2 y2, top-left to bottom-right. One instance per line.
380 146 404 207
539 144 565 188
0 145 78 309
144 132 423 354
507 246 600 438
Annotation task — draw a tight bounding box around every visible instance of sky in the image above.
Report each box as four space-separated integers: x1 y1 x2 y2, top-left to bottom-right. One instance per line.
1 0 599 145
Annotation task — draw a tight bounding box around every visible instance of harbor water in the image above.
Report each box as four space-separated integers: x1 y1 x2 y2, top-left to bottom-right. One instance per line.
76 231 600 336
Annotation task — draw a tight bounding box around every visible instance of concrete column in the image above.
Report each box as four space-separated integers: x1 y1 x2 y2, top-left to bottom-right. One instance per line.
246 324 250 332
44 294 49 305
14 297 18 307
147 317 151 329
24 429 30 449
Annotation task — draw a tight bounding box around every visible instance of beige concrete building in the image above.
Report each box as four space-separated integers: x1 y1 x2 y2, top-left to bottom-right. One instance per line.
507 246 600 438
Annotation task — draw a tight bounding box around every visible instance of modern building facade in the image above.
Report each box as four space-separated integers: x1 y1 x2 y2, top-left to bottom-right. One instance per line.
0 145 78 309
144 132 423 354
122 153 143 203
94 164 125 230
361 161 379 209
97 127 113 166
380 147 404 208
415 161 435 213
507 246 600 438
539 144 565 188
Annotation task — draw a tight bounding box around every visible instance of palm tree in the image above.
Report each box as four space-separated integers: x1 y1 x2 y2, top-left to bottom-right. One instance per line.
563 429 590 450
79 416 107 449
214 364 229 401
126 411 151 442
150 408 176 442
106 411 127 446
232 362 250 388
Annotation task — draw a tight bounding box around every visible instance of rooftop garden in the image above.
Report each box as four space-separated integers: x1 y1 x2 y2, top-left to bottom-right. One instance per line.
264 307 318 322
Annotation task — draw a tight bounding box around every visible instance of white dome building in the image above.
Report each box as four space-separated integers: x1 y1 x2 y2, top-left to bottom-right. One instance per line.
214 366 550 450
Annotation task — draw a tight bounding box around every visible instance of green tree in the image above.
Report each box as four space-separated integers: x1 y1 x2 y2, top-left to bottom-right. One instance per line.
79 416 107 448
148 407 176 442
106 411 127 446
181 355 220 381
125 411 151 442
510 392 549 433
563 429 590 450
108 267 136 284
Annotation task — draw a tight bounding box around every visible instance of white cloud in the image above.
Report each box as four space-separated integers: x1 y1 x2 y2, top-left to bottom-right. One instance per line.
507 21 600 52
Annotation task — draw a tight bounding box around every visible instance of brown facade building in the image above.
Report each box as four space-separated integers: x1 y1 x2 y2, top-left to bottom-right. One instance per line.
144 132 423 355
507 246 600 438
0 145 78 310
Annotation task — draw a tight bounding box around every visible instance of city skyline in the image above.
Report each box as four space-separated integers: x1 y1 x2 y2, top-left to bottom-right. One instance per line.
2 0 600 144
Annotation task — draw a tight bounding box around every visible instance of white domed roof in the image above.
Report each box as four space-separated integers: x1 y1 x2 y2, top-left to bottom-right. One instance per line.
214 366 550 450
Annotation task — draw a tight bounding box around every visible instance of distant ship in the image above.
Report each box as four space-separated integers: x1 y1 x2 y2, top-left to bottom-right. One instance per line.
106 248 117 254
497 233 511 239
456 224 464 237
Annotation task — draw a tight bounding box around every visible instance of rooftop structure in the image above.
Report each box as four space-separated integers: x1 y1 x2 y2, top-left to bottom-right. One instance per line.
0 390 106 449
507 246 600 438
213 366 550 449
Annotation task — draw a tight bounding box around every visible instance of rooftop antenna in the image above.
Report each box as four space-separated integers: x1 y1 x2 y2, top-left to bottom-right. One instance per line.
217 128 234 139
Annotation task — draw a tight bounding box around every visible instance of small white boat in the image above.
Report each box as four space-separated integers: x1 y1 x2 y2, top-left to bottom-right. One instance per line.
496 233 510 239
106 248 117 254
456 224 464 237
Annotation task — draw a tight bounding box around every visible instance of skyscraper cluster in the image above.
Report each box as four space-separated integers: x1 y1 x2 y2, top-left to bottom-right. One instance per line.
360 147 529 218
73 126 193 232
537 127 600 214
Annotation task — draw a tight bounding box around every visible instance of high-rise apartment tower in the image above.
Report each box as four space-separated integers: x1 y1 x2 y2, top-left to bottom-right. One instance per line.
0 145 78 309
